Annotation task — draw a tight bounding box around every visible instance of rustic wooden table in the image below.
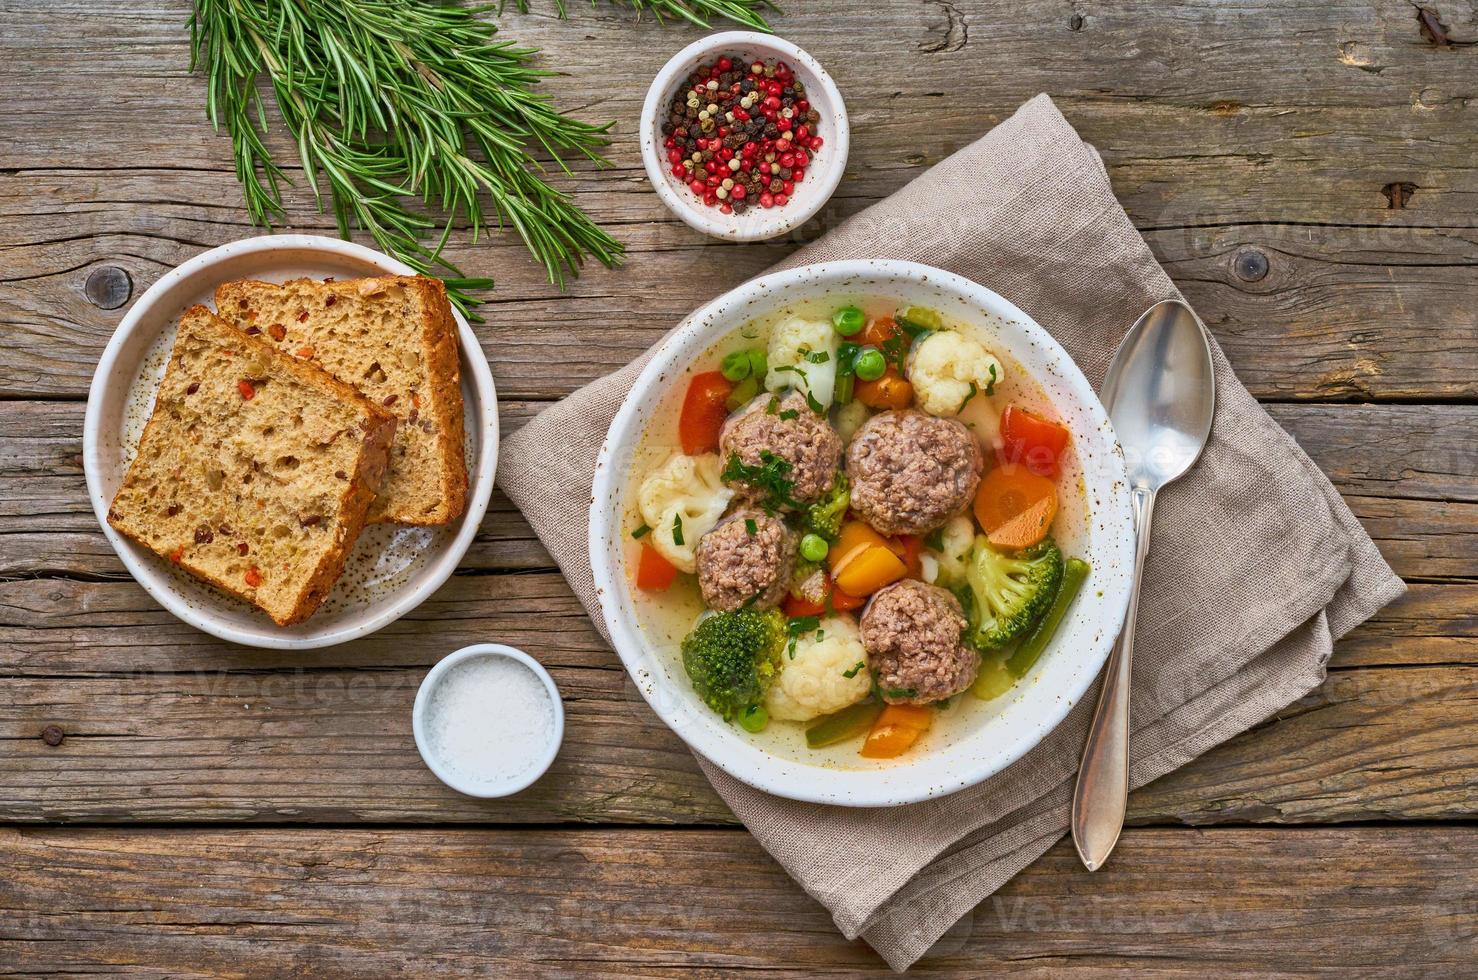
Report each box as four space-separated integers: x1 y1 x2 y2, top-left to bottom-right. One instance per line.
3 0 1475 974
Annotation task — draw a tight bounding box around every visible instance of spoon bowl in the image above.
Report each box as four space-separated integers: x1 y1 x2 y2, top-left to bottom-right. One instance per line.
1071 298 1216 871
1101 301 1217 489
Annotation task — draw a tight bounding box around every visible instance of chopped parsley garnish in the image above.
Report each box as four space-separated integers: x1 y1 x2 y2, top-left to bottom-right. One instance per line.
983 362 998 396
765 396 781 415
722 451 801 512
897 316 933 339
883 686 919 700
786 614 821 658
671 513 684 547
957 381 979 414
804 350 830 364
804 389 826 414
744 518 757 536
836 342 861 376
778 409 800 421
842 661 865 679
924 527 945 550
879 330 910 371
788 615 821 636
631 523 652 540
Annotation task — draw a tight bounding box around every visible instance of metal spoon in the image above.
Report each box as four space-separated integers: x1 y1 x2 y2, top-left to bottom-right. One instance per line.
1071 299 1216 872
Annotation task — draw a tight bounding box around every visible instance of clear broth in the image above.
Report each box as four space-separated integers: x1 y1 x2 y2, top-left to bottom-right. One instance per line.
621 297 1088 769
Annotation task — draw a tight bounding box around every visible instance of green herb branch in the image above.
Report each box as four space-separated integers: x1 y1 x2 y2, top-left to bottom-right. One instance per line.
516 0 777 30
191 0 621 317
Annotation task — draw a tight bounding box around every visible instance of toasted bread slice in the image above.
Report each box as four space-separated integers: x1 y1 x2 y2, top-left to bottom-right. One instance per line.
107 306 397 626
213 276 467 525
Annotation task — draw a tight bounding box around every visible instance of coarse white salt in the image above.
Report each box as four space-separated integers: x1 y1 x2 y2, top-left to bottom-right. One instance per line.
424 655 556 788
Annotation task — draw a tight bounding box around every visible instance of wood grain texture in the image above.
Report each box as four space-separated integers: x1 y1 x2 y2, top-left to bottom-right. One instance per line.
2 1 1476 400
0 571 1470 825
2 0 1476 971
0 825 1472 976
3 400 1473 580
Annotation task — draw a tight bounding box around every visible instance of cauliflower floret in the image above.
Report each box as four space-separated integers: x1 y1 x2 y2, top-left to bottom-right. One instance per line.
907 330 1005 418
923 515 976 586
765 315 839 408
765 615 871 722
636 453 735 574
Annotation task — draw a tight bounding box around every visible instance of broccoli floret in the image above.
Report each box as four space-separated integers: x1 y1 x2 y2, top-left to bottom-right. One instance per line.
803 472 850 541
961 536 1063 651
681 608 788 720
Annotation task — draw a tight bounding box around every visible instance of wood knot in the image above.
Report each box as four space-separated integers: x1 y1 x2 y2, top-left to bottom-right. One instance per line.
1382 182 1418 209
85 266 133 310
1068 13 1084 31
41 725 65 747
1233 249 1269 282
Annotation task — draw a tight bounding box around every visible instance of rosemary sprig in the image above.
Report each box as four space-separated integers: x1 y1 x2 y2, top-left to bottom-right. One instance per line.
520 0 778 30
190 0 626 317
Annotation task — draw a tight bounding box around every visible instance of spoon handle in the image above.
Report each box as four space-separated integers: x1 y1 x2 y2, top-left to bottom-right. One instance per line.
1071 484 1155 871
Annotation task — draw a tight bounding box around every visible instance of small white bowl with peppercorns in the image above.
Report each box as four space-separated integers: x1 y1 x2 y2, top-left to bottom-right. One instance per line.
640 31 849 242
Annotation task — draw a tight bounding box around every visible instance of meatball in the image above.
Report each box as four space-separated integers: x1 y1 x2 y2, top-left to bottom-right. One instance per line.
694 508 796 612
719 391 841 505
846 410 984 535
860 580 977 704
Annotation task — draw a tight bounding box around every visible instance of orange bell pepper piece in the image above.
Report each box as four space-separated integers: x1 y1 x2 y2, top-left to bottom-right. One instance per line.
999 404 1071 478
829 522 907 597
635 543 678 591
860 703 933 758
677 371 734 455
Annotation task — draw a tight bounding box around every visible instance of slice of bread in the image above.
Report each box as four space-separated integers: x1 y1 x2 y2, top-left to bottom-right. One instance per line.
213 276 467 525
107 306 397 626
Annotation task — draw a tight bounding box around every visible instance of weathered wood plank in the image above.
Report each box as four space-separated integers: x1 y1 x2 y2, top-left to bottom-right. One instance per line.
0 825 1471 976
0 570 1469 824
3 171 1475 402
2 1 1476 400
4 401 1470 580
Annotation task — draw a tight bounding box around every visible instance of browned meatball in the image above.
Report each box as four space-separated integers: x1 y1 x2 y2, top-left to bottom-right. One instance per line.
694 508 796 612
846 410 983 536
719 391 841 506
860 580 977 704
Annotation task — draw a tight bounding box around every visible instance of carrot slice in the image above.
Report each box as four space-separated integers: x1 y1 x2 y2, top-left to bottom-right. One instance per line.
854 370 913 410
860 703 933 758
635 543 678 591
677 371 734 455
859 315 902 348
973 464 1058 549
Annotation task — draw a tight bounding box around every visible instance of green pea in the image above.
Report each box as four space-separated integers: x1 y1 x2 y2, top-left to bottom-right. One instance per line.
800 533 829 562
725 375 760 411
738 703 769 733
831 306 865 336
854 347 887 381
900 306 942 331
721 350 752 382
747 348 768 379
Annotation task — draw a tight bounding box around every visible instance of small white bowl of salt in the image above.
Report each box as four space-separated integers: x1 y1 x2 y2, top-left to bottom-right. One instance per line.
413 644 564 798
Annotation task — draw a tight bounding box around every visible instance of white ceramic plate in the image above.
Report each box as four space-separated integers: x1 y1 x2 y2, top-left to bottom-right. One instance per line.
83 234 498 650
590 260 1134 807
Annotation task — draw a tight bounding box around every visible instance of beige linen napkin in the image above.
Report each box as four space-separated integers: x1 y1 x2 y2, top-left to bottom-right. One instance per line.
497 94 1404 970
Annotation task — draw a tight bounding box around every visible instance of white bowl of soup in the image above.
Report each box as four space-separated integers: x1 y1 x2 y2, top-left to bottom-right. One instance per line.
590 260 1134 807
